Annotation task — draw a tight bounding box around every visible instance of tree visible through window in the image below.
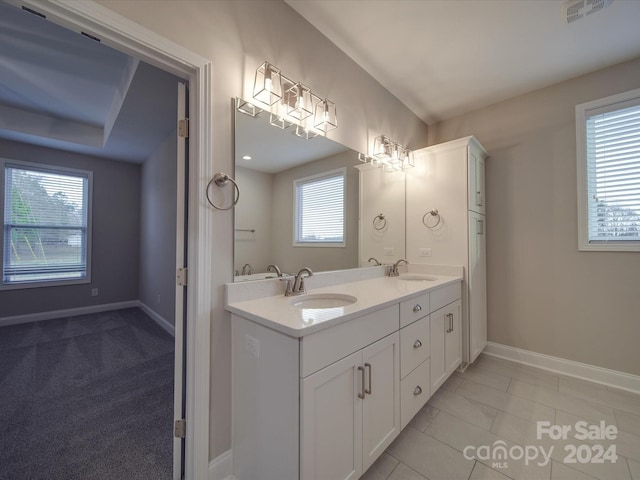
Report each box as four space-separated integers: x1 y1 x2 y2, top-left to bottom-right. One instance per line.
2 161 92 286
576 88 640 251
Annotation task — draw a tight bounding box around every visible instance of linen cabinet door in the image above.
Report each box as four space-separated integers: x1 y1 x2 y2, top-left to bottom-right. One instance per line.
300 351 363 480
361 333 401 472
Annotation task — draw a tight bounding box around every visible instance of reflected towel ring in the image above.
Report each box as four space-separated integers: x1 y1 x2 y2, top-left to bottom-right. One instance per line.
373 213 387 231
422 209 441 228
206 172 240 210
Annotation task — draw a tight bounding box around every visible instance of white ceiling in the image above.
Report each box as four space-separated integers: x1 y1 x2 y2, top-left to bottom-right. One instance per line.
286 0 640 125
0 2 180 162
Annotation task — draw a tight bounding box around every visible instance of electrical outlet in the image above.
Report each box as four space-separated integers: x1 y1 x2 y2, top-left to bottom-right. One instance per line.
245 334 260 359
384 247 394 256
419 248 432 257
91 288 98 297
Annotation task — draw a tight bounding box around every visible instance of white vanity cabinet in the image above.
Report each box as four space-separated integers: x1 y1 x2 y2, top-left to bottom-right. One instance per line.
229 278 462 480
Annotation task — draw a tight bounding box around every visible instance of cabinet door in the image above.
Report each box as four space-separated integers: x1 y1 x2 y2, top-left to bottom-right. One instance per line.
430 310 447 392
445 300 462 374
468 213 487 363
301 351 363 480
361 333 401 472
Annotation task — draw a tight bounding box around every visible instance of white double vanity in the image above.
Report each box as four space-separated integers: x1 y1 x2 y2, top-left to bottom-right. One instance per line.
227 134 487 480
227 267 462 480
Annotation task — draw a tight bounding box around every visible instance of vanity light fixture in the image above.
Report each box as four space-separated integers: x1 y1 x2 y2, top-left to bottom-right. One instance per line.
361 135 414 171
253 62 282 106
249 61 338 138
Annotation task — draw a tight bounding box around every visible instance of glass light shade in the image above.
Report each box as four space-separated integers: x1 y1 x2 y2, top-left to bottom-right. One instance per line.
373 135 392 159
314 99 337 132
294 124 317 140
253 62 282 106
402 148 415 169
285 83 313 120
236 97 263 117
269 113 292 129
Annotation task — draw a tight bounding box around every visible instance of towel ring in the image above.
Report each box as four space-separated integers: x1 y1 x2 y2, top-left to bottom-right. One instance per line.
373 213 387 231
422 209 441 228
206 173 240 210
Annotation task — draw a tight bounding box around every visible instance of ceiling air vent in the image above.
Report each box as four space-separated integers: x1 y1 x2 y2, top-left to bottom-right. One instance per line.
562 0 613 23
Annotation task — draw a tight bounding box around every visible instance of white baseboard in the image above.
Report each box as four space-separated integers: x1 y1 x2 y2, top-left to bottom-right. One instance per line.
137 301 175 336
209 450 233 480
0 300 138 328
484 341 640 395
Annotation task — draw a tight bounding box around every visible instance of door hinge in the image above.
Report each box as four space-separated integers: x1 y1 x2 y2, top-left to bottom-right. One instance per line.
177 267 188 286
178 118 189 138
174 419 186 438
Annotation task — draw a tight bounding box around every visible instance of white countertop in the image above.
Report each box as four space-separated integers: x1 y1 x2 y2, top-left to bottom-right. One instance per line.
226 273 462 338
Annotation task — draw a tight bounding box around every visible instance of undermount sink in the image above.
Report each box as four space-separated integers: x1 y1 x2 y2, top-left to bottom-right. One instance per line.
290 293 357 309
397 275 437 282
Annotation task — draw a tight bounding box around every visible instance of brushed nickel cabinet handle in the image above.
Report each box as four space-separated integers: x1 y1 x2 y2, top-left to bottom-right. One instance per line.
413 339 422 349
414 386 423 396
364 363 372 395
358 366 365 399
413 304 422 313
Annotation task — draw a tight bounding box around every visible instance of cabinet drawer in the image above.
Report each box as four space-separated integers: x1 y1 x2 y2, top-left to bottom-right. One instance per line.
301 304 399 378
400 316 429 378
400 359 430 429
399 293 429 328
430 283 461 312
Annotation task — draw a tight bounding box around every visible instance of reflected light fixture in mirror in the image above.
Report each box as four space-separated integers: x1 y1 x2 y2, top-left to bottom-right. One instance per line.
360 135 414 172
236 97 263 117
253 62 282 106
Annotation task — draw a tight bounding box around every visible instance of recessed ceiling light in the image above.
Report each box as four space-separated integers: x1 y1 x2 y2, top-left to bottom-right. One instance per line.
242 155 252 160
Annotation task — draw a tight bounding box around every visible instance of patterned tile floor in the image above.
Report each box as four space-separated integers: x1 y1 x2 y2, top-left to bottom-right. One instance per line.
362 354 640 480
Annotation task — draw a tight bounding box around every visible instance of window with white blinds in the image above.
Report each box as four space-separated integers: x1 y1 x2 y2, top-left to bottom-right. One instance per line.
1 160 92 287
577 88 640 251
294 168 345 247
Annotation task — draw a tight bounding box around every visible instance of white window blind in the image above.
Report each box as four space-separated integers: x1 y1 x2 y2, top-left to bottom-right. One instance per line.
294 168 345 246
586 103 640 243
2 161 91 286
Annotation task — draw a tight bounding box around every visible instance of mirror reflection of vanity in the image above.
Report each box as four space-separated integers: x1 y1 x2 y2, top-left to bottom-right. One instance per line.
233 98 406 281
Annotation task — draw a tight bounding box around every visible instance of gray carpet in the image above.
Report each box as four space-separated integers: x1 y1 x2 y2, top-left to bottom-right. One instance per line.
0 308 174 480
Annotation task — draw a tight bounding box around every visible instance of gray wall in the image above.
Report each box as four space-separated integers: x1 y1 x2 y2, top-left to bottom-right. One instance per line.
0 138 140 317
139 130 177 324
271 150 360 273
429 57 640 376
98 0 429 458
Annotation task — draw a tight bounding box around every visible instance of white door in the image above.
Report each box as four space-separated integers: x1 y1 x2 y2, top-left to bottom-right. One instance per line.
361 333 401 472
173 81 188 480
430 309 447 392
445 300 462 374
468 213 487 363
301 351 363 480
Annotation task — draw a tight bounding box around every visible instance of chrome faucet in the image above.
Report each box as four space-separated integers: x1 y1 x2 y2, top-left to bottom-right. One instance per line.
282 267 313 296
389 259 408 277
241 263 252 276
267 264 283 277
368 257 381 266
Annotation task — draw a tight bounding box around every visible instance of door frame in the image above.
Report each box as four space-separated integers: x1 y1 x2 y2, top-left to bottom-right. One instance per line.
3 1 214 478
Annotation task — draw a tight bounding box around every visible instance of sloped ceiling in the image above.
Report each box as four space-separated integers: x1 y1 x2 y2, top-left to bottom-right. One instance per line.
0 2 180 162
286 0 640 125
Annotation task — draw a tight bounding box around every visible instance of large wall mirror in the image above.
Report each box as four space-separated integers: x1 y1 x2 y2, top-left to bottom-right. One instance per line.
233 98 406 282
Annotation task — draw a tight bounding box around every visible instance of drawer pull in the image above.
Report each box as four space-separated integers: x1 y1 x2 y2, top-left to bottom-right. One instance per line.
413 386 423 396
413 304 422 313
413 339 423 349
364 363 372 395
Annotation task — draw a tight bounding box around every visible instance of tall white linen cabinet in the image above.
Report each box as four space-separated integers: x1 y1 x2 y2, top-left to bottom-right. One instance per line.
407 136 488 366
